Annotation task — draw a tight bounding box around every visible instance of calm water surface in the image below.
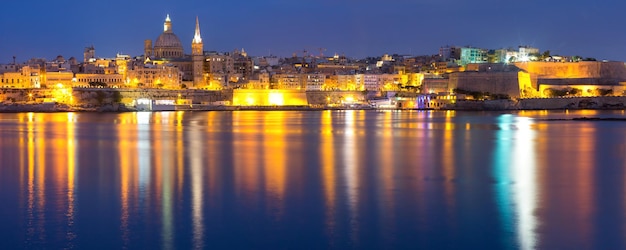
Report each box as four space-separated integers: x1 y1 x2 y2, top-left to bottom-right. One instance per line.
0 110 625 249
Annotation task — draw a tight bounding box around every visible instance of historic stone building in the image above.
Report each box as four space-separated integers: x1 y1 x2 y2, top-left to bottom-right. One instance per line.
151 15 184 59
143 15 206 87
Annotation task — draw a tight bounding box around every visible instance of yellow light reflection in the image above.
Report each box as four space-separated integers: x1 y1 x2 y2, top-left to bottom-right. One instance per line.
119 113 133 246
189 121 205 250
176 112 184 196
442 112 456 207
343 110 359 242
377 111 396 240
320 111 337 236
66 113 77 243
25 112 35 242
35 114 46 237
158 117 175 250
263 112 287 217
234 112 262 194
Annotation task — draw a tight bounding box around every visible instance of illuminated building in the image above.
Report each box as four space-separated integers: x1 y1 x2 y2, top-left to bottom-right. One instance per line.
116 54 130 81
494 48 516 63
127 64 182 89
274 74 303 89
73 74 124 87
460 47 487 66
329 74 364 91
232 49 254 81
304 74 325 91
142 15 200 86
0 66 40 88
363 74 382 91
204 51 234 88
44 72 73 87
517 46 539 62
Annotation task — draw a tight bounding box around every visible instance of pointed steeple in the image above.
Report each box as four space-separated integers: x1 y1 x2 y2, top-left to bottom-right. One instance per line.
193 16 202 44
164 14 172 33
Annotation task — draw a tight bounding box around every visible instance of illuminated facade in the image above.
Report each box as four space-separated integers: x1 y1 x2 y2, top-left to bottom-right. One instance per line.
274 74 303 89
460 47 487 66
127 65 182 88
0 66 40 88
44 72 73 87
74 74 124 87
304 74 325 91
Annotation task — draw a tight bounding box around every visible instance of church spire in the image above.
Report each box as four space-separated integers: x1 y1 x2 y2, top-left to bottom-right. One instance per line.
193 16 202 44
164 14 172 33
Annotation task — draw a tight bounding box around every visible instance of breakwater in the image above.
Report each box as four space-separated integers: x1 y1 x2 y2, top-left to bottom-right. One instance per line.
455 96 626 110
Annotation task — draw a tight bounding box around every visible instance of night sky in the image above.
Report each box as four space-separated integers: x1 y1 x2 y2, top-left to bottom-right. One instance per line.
1 0 624 62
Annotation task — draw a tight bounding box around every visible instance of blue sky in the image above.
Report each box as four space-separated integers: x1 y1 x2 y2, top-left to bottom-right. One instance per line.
0 0 624 62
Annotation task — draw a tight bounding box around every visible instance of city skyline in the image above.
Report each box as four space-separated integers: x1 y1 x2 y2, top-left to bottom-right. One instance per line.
1 0 624 62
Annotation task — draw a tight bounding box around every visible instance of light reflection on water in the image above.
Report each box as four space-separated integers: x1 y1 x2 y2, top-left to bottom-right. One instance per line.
0 110 626 249
494 114 537 250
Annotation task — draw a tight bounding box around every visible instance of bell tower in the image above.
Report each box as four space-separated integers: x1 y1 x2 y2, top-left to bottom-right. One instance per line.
192 16 204 86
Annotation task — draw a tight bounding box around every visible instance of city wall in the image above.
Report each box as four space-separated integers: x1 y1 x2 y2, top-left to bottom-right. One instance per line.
0 88 368 108
306 91 368 105
94 89 232 105
0 88 232 108
449 71 520 97
514 61 626 79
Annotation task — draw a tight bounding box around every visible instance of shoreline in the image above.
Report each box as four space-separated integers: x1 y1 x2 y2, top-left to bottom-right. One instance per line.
0 102 625 113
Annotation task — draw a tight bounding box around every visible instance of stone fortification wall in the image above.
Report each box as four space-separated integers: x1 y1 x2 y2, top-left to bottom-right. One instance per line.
514 61 626 80
449 71 520 97
0 88 232 105
306 91 368 105
72 88 231 106
0 89 45 102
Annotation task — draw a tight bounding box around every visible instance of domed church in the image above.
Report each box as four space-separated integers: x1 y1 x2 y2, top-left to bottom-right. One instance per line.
143 15 205 86
145 15 185 59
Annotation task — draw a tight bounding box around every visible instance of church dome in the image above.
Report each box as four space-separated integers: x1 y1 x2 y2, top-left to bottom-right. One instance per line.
155 32 182 48
152 15 184 58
